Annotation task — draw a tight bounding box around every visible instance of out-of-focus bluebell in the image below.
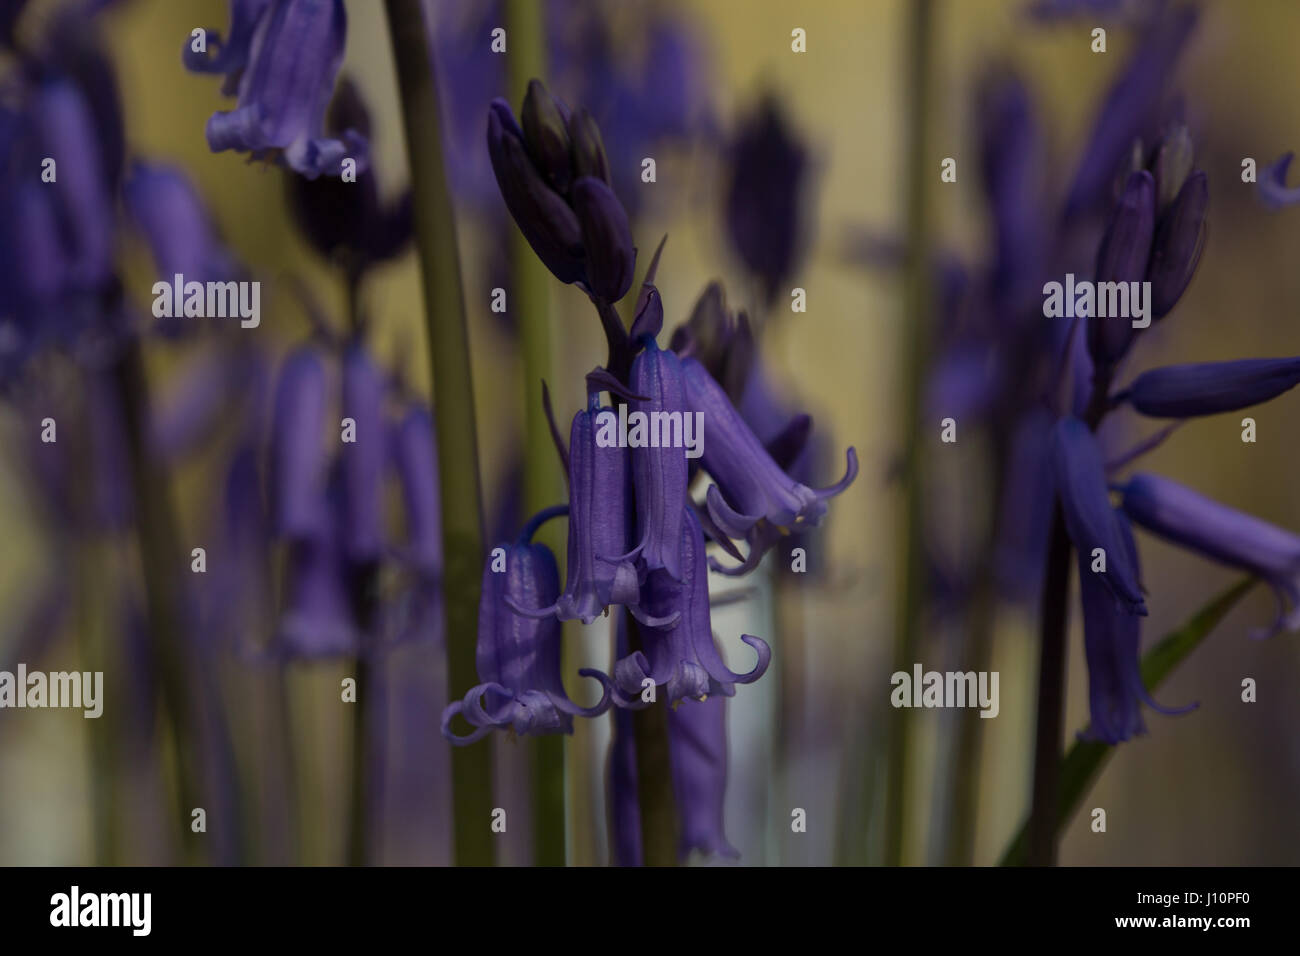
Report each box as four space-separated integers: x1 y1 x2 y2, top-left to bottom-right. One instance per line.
125 162 236 295
1077 509 1192 744
612 507 769 708
666 693 738 860
1120 357 1300 418
1258 152 1300 209
1065 4 1197 217
268 346 328 540
340 341 386 564
1121 472 1300 639
191 0 367 179
1052 416 1146 612
286 78 411 275
278 478 363 657
441 516 612 745
392 402 443 580
723 95 808 307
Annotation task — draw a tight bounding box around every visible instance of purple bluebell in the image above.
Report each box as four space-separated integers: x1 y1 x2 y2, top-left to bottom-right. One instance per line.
1088 170 1155 369
194 0 367 178
268 346 328 540
441 514 612 745
392 403 442 580
487 82 635 302
680 355 857 567
512 402 640 624
1121 472 1300 638
1147 169 1206 319
278 503 362 658
628 339 692 580
666 693 738 860
1077 510 1192 745
612 507 769 708
1065 5 1197 217
125 162 235 284
1120 357 1300 418
1258 152 1300 209
1052 417 1145 612
340 342 385 564
286 78 411 275
724 95 808 307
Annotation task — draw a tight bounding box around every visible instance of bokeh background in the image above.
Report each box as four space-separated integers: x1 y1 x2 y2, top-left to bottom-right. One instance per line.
2 0 1299 865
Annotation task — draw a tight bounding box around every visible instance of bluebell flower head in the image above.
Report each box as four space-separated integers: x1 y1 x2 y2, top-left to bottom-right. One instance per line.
487 83 635 302
195 0 367 178
441 515 613 745
629 339 692 580
680 355 857 571
612 507 769 708
1121 472 1300 638
1077 510 1193 745
1121 357 1300 418
1052 416 1146 612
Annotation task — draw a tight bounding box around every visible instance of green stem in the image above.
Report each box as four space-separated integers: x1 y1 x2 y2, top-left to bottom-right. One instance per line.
385 0 494 867
627 611 679 866
347 653 371 865
503 0 567 869
113 343 204 864
881 0 936 867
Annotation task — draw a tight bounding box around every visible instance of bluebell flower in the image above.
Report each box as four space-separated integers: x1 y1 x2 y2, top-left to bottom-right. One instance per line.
666 693 739 860
1120 357 1300 418
441 513 613 745
1077 510 1192 745
278 481 362 657
1088 170 1155 370
1052 417 1146 612
183 0 273 92
392 403 443 580
1147 169 1206 318
629 340 691 580
193 0 367 178
268 346 328 540
1121 472 1300 638
1259 152 1300 209
340 342 385 564
124 162 236 285
680 355 857 571
611 507 770 708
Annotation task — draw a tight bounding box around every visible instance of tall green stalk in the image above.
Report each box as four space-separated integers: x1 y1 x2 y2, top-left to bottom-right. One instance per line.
503 0 568 869
385 0 493 867
881 0 936 867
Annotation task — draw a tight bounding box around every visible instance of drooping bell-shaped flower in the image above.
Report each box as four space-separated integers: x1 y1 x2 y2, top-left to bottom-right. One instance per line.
629 340 692 580
1121 472 1300 638
680 355 857 569
392 402 442 580
612 507 770 708
196 0 367 178
1120 357 1300 418
340 342 385 564
268 345 327 540
441 513 612 745
278 509 362 658
1051 416 1145 613
124 162 235 284
1077 510 1193 745
666 694 739 860
512 401 640 624
1258 152 1300 209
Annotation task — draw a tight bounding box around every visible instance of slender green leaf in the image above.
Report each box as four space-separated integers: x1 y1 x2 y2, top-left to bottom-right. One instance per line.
999 577 1255 866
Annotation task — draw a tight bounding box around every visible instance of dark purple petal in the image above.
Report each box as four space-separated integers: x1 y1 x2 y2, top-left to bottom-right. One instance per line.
566 107 611 185
269 346 328 540
572 176 634 303
521 78 573 193
1051 417 1145 612
1147 169 1206 318
1121 472 1300 638
630 342 691 579
1123 357 1300 418
1088 170 1155 368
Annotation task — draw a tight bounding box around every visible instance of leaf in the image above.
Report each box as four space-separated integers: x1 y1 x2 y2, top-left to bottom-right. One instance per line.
998 577 1255 866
